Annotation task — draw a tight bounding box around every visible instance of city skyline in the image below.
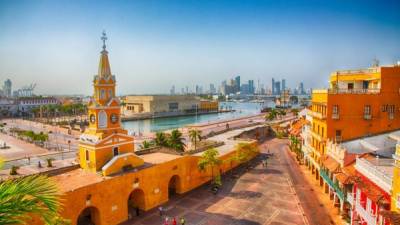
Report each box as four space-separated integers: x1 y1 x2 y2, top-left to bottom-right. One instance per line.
1 0 399 95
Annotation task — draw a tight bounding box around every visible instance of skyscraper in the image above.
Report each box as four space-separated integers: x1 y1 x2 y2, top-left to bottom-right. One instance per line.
248 80 255 94
271 78 275 95
235 76 241 92
282 79 286 91
275 81 281 95
299 82 305 94
3 79 12 97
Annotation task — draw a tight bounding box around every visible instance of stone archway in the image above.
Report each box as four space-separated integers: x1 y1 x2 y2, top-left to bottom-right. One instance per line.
127 188 145 218
168 175 181 198
77 206 100 225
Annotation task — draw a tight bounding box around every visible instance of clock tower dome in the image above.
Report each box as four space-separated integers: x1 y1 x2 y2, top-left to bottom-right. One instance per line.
79 32 144 174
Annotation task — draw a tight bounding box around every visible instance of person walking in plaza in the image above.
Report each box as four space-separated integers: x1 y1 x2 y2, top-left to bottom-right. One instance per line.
180 217 186 225
172 217 177 225
159 206 163 217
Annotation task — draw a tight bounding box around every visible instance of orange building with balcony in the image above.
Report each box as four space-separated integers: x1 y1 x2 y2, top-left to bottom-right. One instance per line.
307 64 400 170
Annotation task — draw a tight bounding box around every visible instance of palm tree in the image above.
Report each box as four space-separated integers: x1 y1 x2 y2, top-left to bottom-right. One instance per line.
168 129 186 152
0 158 63 225
188 129 202 150
265 109 277 121
140 140 154 149
198 148 222 186
155 132 167 147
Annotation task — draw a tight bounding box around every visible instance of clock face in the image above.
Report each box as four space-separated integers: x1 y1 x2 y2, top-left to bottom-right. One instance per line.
90 114 96 124
110 113 118 124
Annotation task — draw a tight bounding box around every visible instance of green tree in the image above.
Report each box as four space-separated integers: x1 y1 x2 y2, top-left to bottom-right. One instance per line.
188 129 202 150
0 158 63 225
168 129 186 152
265 109 278 121
140 140 154 149
198 148 222 186
155 132 167 147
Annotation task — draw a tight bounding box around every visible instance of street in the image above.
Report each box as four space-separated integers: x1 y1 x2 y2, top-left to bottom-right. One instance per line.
121 138 335 225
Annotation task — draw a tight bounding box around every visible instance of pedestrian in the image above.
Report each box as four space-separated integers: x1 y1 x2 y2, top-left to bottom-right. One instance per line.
159 206 163 217
164 217 169 225
180 217 186 225
172 217 177 225
135 207 140 216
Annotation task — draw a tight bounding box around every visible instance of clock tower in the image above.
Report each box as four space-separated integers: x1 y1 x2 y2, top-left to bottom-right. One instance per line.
79 32 143 174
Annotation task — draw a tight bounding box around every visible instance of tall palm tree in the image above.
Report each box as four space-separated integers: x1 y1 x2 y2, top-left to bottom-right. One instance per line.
168 129 186 152
188 129 202 150
0 158 63 225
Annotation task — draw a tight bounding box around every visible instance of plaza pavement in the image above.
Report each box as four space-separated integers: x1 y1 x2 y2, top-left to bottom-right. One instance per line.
121 138 335 225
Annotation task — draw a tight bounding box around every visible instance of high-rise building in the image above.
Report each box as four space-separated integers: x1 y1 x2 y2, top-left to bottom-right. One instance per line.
240 84 249 94
282 79 286 91
209 83 216 94
3 79 12 97
274 81 281 95
248 80 255 94
299 82 305 94
235 76 240 92
271 78 275 95
170 85 175 95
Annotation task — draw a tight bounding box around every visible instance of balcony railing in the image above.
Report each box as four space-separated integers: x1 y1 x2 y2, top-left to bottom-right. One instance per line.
320 169 346 201
332 114 340 120
355 158 392 193
308 111 326 120
355 201 377 225
333 68 379 75
328 88 380 94
347 192 354 206
364 114 372 120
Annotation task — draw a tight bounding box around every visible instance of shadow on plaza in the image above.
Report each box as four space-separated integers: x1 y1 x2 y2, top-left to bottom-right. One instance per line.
121 153 269 225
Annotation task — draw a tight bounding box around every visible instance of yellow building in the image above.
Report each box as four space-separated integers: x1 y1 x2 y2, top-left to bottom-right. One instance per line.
391 145 400 212
26 33 259 225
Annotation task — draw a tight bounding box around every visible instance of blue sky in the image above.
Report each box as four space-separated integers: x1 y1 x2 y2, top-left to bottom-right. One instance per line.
0 0 399 95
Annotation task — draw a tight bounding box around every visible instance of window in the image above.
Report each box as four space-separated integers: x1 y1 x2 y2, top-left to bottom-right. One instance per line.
389 105 395 120
335 130 342 142
348 83 354 90
364 105 371 119
85 150 89 161
98 110 107 128
332 105 339 119
108 89 113 98
113 147 119 156
321 127 324 137
168 102 179 111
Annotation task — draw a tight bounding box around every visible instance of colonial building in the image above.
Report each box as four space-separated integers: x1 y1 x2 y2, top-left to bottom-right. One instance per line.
25 33 259 225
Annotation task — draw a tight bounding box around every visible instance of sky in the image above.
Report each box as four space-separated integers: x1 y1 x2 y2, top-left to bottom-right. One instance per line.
0 0 399 95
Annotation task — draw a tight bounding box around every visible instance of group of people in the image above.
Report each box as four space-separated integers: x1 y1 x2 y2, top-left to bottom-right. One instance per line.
159 206 186 225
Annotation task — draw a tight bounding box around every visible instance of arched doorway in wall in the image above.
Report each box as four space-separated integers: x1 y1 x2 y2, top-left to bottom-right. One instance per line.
168 175 181 198
127 188 145 218
77 206 100 225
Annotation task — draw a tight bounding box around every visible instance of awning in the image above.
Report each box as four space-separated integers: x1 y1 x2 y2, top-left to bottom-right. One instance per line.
322 156 340 173
335 173 349 184
356 179 389 203
380 210 400 225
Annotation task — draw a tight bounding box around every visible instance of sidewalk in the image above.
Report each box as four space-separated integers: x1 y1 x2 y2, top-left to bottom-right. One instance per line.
289 150 343 225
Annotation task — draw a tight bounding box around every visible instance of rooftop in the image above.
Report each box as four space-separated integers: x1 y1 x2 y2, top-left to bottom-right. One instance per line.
340 130 400 157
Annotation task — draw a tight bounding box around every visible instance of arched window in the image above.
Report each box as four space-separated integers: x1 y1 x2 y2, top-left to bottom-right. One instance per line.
98 110 107 128
108 89 113 98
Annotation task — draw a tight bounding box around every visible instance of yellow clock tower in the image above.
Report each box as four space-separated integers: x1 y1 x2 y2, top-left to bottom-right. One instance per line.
79 32 143 175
